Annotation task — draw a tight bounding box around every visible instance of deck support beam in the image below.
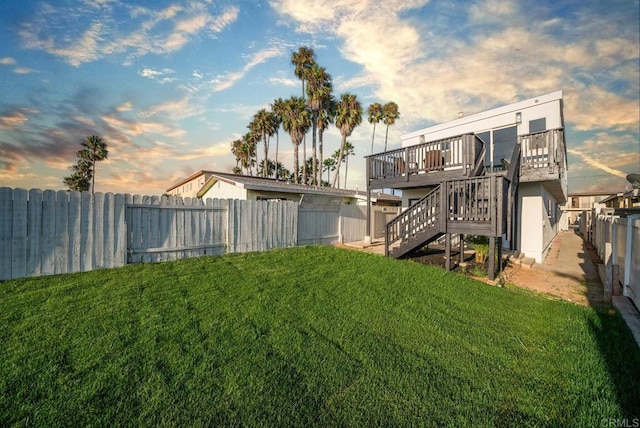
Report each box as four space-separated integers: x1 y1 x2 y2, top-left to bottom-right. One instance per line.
459 234 465 263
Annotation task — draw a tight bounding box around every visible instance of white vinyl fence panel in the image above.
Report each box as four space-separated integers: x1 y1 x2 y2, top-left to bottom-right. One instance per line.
594 213 640 308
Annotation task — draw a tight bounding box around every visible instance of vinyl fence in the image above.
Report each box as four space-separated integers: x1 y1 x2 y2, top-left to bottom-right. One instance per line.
0 187 385 281
593 212 640 308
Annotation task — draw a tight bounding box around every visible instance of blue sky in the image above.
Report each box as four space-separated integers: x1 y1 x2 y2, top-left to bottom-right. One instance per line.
1 0 638 195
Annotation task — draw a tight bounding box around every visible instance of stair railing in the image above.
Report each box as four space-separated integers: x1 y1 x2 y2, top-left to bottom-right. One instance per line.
385 185 441 256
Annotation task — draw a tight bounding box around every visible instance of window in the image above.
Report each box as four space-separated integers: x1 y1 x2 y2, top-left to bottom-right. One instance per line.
492 126 517 169
529 118 546 133
476 131 491 165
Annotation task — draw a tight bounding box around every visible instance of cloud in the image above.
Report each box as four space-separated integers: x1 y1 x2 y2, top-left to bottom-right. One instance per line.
0 107 39 130
272 0 640 134
212 47 284 92
139 67 177 83
102 114 186 139
19 2 240 66
0 57 17 65
567 148 628 179
141 97 201 120
13 67 36 74
116 101 133 112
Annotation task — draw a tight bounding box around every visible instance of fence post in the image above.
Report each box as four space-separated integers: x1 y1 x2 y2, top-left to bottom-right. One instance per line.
623 214 640 297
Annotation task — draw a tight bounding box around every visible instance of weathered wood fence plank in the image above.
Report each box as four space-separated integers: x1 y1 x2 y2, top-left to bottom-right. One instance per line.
0 188 14 280
2 188 357 281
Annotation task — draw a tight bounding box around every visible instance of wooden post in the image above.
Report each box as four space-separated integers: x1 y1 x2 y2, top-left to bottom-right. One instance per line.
459 234 465 263
385 223 390 258
488 236 496 281
497 237 503 276
405 147 410 182
445 233 451 271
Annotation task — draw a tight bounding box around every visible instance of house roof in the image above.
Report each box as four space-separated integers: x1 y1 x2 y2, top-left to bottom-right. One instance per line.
167 170 401 202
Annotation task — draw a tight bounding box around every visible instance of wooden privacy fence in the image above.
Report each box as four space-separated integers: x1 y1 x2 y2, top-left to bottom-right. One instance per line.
0 189 127 280
0 188 299 281
0 187 375 281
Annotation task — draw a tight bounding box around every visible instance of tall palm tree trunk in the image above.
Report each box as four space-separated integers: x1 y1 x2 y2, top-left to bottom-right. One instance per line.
384 125 390 152
263 133 268 178
371 123 377 154
344 154 349 189
275 132 279 179
332 137 346 188
319 130 324 185
294 143 300 184
311 118 317 185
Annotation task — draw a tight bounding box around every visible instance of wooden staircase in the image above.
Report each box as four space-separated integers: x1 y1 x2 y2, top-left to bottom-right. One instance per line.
385 143 522 265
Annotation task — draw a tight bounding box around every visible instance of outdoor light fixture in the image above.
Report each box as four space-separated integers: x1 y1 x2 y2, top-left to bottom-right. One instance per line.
515 112 522 124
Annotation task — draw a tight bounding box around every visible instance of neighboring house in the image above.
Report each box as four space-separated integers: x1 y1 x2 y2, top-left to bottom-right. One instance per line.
365 90 568 276
167 170 400 206
561 192 612 230
601 189 640 209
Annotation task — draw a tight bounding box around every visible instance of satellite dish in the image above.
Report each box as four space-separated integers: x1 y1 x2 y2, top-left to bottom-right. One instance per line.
626 173 640 189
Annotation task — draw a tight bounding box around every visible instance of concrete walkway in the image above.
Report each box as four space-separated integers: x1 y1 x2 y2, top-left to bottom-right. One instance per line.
523 230 640 349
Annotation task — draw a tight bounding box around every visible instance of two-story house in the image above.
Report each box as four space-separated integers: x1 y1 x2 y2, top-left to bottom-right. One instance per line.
364 90 568 279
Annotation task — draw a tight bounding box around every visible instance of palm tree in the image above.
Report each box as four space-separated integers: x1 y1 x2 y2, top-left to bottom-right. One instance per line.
80 135 108 193
250 109 277 178
317 97 336 185
271 97 286 179
382 101 400 152
323 157 336 186
306 64 332 185
367 102 383 154
343 141 355 189
241 132 258 175
281 96 311 183
231 138 243 170
291 46 316 184
332 93 362 188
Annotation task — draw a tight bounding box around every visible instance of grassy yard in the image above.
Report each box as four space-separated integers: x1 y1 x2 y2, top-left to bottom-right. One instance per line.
1 245 639 426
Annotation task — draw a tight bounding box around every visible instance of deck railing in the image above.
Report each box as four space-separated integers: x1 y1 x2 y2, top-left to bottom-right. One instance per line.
368 134 484 182
519 128 565 173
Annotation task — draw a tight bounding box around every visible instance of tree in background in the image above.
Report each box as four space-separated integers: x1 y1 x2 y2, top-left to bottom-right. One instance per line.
281 96 311 183
270 97 286 179
291 46 316 184
317 96 335 186
367 102 383 154
382 101 400 152
332 93 362 188
250 109 278 178
342 141 355 189
306 64 333 185
63 135 108 193
238 132 258 175
323 157 336 186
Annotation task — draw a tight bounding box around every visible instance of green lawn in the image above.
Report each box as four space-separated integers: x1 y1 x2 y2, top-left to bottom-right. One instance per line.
1 245 639 426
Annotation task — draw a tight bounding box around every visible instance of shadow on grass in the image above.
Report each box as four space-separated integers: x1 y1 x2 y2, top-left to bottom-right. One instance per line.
578 230 640 420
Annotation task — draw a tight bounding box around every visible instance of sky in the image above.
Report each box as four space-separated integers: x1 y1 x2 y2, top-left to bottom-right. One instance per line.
0 0 638 196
